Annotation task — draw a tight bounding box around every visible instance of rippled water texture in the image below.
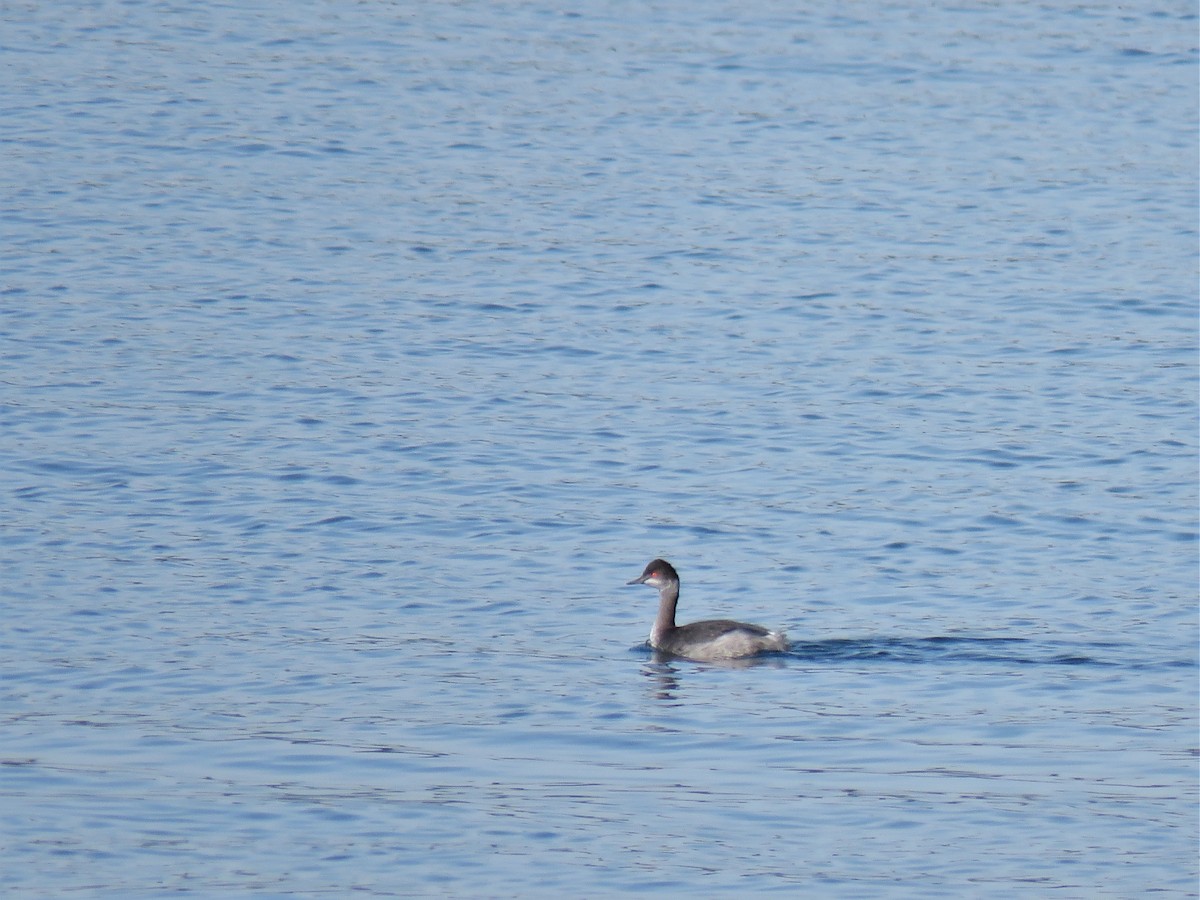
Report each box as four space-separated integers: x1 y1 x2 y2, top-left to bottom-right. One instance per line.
2 1 1197 897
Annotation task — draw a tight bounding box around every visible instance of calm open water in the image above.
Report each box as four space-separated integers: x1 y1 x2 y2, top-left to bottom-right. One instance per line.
2 1 1198 897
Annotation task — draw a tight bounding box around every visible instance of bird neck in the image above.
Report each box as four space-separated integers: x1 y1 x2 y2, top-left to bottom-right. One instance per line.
651 581 679 643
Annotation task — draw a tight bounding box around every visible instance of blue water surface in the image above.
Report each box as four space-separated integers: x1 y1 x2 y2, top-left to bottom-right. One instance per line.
2 1 1197 896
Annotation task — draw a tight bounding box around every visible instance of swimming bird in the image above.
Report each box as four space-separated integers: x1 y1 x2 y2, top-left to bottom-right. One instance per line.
627 558 788 661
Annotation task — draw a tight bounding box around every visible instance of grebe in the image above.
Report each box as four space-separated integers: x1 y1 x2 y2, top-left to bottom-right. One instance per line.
627 558 788 661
